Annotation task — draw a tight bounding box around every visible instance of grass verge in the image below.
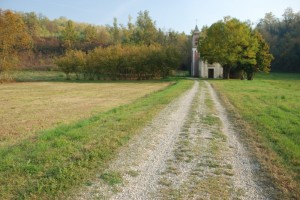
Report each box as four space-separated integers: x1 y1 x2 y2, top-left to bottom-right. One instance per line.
209 72 300 198
0 80 193 199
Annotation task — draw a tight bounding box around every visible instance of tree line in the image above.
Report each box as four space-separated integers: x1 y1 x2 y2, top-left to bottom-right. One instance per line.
1 7 299 80
0 9 191 75
257 8 300 72
55 45 179 80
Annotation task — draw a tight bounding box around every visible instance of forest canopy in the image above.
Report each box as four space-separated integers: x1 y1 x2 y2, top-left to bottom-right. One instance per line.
257 8 300 72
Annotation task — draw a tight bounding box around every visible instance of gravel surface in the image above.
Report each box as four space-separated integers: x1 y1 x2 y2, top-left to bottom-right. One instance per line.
75 80 273 200
206 81 267 199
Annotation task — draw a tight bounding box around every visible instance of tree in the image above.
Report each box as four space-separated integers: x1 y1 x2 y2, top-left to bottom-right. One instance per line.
121 16 135 44
111 18 121 44
283 7 297 30
198 20 231 78
133 10 158 45
0 10 32 73
55 49 86 79
198 17 263 79
244 31 273 80
61 20 78 49
97 26 112 45
82 25 97 43
22 12 40 38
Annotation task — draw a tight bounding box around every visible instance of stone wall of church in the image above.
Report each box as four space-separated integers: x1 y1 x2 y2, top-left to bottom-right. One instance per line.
199 61 223 78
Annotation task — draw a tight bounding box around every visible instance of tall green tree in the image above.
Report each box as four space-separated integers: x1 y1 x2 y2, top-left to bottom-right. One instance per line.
199 17 265 79
198 19 239 78
133 10 158 45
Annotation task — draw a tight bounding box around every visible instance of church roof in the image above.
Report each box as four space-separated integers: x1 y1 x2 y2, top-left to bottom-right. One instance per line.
194 25 199 32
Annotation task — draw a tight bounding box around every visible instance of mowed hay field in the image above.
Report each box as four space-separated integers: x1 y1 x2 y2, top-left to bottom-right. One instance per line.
210 73 300 196
0 81 170 145
0 77 193 199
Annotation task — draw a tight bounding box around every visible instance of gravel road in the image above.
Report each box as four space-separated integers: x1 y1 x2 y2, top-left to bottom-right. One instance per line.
76 80 274 199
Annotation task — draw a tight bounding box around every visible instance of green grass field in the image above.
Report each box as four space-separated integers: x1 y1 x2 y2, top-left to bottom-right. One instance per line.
1 70 299 198
0 73 193 199
210 73 300 196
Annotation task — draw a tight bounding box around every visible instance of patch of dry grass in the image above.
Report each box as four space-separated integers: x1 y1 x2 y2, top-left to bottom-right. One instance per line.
0 82 170 145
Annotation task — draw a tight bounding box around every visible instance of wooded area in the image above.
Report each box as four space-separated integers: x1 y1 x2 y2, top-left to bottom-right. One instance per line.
257 8 300 72
0 8 299 79
0 9 191 76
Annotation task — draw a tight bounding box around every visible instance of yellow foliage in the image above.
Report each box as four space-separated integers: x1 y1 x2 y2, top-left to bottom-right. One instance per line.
0 10 32 73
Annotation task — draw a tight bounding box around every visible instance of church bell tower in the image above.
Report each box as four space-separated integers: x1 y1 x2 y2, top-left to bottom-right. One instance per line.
191 25 200 77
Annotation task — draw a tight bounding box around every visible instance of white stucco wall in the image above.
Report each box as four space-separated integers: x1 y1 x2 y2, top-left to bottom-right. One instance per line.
199 61 223 78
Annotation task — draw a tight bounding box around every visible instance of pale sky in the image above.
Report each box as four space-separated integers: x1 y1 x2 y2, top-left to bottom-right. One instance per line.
1 0 300 33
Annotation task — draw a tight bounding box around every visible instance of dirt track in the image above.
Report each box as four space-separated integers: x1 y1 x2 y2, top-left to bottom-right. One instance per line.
76 81 274 199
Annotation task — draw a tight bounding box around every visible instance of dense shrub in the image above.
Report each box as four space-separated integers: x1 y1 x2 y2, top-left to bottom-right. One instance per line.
56 45 179 80
55 50 86 80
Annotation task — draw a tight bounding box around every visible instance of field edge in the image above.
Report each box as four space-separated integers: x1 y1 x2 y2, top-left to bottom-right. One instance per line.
210 82 300 199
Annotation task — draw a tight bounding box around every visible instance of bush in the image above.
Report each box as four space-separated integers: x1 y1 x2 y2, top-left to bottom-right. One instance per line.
55 45 179 80
55 50 86 80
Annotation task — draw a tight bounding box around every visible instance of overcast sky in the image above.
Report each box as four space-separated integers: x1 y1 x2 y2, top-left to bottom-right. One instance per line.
1 0 300 33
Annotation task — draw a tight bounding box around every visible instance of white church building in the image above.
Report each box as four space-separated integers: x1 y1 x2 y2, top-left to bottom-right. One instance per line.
191 25 223 78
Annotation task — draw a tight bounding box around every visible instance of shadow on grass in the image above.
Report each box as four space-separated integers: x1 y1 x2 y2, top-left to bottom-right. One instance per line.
10 70 192 84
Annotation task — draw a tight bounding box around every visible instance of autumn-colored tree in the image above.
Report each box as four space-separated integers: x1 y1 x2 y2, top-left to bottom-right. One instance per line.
0 10 32 73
